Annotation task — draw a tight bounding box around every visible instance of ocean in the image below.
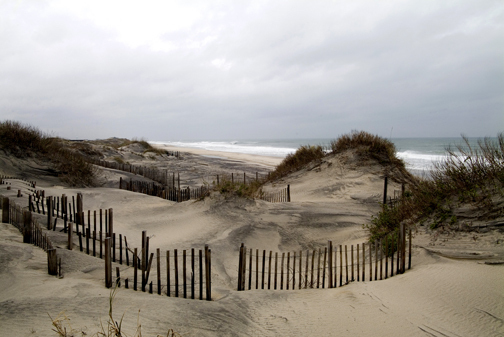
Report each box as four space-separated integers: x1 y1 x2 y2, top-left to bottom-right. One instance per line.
150 137 488 177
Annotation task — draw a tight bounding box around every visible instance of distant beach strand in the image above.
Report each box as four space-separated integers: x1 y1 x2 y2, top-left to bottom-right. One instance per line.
150 138 486 176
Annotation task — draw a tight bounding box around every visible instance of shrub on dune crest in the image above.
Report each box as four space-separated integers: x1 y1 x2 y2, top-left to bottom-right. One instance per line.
368 133 504 241
269 145 325 180
331 130 402 166
0 120 96 186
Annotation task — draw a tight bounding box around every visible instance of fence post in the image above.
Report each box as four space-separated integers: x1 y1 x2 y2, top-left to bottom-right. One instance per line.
108 208 113 237
105 237 112 288
67 222 73 250
142 230 147 292
47 249 58 276
23 210 32 243
287 185 291 202
237 243 244 291
2 197 9 223
205 245 211 301
47 197 53 230
383 176 388 205
401 223 406 273
327 241 333 288
408 227 412 270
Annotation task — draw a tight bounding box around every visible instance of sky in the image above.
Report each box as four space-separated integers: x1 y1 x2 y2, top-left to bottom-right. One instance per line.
1 0 503 141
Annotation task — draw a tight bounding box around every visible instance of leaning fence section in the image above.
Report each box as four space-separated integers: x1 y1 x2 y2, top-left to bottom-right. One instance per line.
104 230 212 301
237 223 412 291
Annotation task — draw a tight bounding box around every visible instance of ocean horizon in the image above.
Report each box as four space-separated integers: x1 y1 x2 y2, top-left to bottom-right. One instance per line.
150 137 491 176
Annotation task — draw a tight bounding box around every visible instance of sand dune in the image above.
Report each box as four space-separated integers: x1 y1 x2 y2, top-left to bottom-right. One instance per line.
0 146 503 336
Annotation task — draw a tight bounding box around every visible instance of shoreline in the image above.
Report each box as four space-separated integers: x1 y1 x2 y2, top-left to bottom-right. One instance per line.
151 143 283 169
0 142 503 336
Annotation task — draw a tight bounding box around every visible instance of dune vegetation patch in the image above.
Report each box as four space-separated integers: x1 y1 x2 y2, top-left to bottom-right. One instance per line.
0 120 97 186
368 133 504 242
268 145 326 181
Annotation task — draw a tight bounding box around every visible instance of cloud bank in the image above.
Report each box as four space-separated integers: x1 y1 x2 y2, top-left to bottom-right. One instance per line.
1 0 502 140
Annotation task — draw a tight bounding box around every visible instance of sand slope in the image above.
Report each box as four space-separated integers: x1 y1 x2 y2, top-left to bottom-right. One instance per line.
0 148 503 336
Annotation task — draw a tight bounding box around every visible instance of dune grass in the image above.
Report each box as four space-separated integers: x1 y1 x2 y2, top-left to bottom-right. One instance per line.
211 174 264 199
368 133 504 242
0 120 96 186
331 130 406 170
268 145 326 181
118 138 166 156
50 287 179 337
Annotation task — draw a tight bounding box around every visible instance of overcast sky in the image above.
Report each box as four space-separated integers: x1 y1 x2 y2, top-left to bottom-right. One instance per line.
1 0 503 140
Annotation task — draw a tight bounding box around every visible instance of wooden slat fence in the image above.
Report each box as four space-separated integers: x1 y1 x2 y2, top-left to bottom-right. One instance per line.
214 173 290 203
237 223 411 291
92 159 179 187
2 181 213 300
258 185 291 203
119 178 209 202
105 230 212 301
0 176 37 188
0 195 61 277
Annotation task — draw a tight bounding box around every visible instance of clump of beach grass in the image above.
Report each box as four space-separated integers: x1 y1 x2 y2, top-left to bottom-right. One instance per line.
268 145 326 181
50 287 180 337
331 130 406 169
0 120 97 186
118 138 166 156
212 174 264 199
368 133 504 241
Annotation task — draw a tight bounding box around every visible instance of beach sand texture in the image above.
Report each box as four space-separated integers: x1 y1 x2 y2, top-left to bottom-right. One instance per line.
0 145 503 337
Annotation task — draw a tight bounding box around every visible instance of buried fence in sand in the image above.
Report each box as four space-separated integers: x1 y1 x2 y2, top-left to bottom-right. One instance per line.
119 175 291 203
237 224 412 291
1 177 411 303
0 186 212 301
119 177 209 202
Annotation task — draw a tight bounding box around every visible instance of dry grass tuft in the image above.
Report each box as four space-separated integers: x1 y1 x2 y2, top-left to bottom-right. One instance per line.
50 287 180 337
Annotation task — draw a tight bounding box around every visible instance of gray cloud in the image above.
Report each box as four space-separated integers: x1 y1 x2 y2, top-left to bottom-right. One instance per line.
0 0 502 140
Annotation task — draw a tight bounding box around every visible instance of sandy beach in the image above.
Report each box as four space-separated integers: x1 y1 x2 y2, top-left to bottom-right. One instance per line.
0 144 503 337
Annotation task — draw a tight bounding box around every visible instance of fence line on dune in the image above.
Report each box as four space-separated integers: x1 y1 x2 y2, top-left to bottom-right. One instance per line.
0 195 61 277
92 158 179 188
119 177 209 202
237 223 411 291
0 182 212 301
92 155 291 203
119 172 291 203
106 230 212 301
257 185 290 203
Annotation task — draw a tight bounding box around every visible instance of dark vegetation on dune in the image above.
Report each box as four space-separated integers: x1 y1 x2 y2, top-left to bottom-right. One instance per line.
2 120 501 243
216 130 413 199
0 120 96 186
369 133 504 242
0 121 170 186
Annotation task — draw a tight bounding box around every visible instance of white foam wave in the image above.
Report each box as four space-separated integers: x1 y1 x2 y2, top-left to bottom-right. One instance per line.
150 140 296 157
397 151 447 170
